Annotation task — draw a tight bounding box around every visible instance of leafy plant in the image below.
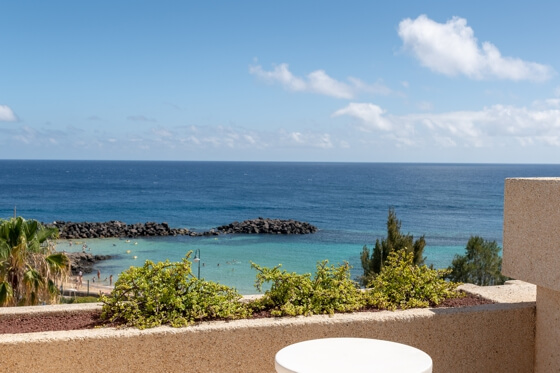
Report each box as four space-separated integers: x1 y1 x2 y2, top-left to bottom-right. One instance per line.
0 217 68 306
365 250 462 310
249 260 364 316
99 251 466 329
360 208 426 286
100 252 249 329
447 236 508 286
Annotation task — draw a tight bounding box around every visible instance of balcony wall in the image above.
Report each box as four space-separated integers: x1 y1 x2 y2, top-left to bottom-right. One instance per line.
0 281 536 373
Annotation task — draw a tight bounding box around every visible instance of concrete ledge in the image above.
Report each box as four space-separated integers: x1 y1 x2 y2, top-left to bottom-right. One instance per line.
0 302 101 317
459 280 536 303
0 282 536 373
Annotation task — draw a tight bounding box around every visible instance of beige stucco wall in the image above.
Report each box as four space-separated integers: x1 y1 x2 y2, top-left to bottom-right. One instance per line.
503 178 560 291
503 178 560 372
1 282 536 373
535 286 560 373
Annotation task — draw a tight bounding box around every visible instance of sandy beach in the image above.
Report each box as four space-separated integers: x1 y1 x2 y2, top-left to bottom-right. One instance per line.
62 275 113 297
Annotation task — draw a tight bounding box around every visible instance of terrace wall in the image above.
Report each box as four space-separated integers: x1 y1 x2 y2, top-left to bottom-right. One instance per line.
0 282 536 373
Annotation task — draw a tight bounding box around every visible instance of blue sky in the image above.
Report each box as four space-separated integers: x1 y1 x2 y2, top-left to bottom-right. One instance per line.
2 1 560 163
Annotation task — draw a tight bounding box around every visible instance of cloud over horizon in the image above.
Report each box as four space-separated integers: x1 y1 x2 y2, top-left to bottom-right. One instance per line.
398 15 555 81
333 99 560 149
3 99 560 161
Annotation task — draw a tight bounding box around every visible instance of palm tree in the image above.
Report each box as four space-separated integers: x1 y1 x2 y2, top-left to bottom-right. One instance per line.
0 217 69 306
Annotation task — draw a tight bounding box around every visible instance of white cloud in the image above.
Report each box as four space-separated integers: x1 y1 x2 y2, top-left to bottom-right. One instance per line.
0 105 17 122
306 70 354 99
249 64 306 92
403 103 560 146
332 103 392 131
244 135 256 144
289 131 304 144
332 99 560 150
250 63 391 99
282 131 334 149
398 15 555 81
531 99 560 110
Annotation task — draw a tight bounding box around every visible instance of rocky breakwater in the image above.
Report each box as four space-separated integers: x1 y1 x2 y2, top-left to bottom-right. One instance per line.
47 221 190 239
45 218 317 239
216 218 318 234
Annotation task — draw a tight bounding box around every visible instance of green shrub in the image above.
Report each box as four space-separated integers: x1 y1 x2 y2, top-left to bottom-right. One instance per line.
365 251 462 310
99 251 465 329
249 260 364 316
100 253 249 329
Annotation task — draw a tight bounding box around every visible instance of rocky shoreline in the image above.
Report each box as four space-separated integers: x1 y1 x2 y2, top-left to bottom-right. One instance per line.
65 252 112 275
46 218 317 239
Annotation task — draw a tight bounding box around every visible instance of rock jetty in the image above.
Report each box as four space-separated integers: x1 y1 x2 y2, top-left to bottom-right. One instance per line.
47 221 190 239
47 218 317 239
216 218 318 235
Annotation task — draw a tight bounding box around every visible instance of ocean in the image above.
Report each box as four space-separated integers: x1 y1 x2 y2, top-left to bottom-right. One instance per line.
1 160 559 294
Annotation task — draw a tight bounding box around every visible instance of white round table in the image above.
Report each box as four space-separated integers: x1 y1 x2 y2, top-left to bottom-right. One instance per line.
275 338 432 373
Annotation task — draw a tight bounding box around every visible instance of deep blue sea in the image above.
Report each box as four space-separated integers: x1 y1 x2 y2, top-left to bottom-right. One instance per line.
1 160 559 294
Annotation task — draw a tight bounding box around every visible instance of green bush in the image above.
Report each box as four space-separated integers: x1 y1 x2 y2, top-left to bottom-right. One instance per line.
249 260 364 316
99 252 465 329
100 253 249 329
365 250 462 310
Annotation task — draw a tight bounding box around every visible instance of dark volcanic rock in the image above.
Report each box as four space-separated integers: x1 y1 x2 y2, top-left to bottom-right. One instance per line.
47 221 190 239
46 218 317 240
66 252 112 275
216 218 318 235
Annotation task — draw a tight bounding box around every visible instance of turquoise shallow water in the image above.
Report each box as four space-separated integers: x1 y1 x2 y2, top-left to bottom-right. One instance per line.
3 160 560 294
64 235 471 294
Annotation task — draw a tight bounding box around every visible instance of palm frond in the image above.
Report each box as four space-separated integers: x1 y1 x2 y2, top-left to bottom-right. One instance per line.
46 253 70 271
0 281 14 306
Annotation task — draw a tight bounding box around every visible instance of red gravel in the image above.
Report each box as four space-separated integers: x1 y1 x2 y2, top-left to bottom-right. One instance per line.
0 293 493 334
435 293 493 308
0 310 107 334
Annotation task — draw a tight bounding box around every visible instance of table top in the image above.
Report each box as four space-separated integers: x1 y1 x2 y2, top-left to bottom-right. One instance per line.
275 337 432 373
